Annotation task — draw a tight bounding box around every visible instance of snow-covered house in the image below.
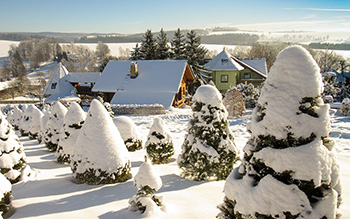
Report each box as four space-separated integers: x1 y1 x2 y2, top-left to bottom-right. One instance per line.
43 63 100 104
92 60 195 108
206 49 267 93
43 63 69 97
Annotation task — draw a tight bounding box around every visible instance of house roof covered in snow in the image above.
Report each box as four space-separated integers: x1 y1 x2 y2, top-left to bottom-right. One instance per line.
92 60 191 108
231 56 267 77
68 72 101 83
205 50 244 71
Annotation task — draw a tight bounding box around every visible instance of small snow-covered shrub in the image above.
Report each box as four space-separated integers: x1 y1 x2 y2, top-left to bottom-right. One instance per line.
218 46 341 219
43 102 67 152
71 99 131 185
340 98 350 116
0 112 28 183
25 105 43 140
11 106 22 130
19 104 30 136
177 85 239 181
113 116 142 152
145 118 174 164
104 102 114 118
223 87 246 117
0 173 12 216
236 82 261 108
129 157 164 215
38 105 51 143
56 102 86 164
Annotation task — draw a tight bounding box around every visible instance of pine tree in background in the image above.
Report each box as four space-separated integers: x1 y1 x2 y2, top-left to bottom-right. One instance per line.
0 112 28 183
0 173 12 216
71 99 131 185
156 28 170 60
218 46 342 219
145 117 174 164
171 28 186 60
177 85 239 181
140 29 158 60
130 43 142 60
56 102 86 164
129 156 164 215
223 87 246 117
185 30 209 84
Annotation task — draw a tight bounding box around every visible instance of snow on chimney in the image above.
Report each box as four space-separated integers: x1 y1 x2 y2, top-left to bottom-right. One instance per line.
130 62 138 78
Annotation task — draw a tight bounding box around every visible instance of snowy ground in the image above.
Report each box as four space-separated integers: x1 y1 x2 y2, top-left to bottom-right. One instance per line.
5 108 350 218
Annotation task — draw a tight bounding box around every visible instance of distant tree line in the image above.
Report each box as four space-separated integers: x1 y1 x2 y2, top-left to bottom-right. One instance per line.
309 43 350 51
75 32 259 46
0 33 48 41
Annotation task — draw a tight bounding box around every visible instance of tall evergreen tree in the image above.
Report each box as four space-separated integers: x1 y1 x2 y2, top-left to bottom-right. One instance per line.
171 28 186 60
130 43 142 60
218 46 342 219
185 30 209 84
177 85 239 181
156 28 170 60
140 29 158 60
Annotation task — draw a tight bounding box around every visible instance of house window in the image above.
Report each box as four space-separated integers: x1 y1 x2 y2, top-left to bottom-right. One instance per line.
221 58 229 65
221 75 228 83
244 73 251 79
51 83 57 89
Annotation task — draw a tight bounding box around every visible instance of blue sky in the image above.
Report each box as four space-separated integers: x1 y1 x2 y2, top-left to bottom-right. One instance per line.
0 0 350 33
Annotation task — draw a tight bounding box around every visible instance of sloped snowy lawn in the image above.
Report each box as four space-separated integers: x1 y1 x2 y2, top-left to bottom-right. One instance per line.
8 109 350 218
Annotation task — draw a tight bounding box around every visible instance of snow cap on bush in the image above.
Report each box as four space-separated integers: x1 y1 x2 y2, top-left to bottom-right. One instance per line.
71 99 131 184
193 84 223 107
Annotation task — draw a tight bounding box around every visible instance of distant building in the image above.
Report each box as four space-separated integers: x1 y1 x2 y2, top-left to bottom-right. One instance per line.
43 63 100 104
205 49 267 93
92 60 195 108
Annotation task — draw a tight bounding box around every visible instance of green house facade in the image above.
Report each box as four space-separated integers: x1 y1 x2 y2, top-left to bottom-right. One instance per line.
206 49 267 93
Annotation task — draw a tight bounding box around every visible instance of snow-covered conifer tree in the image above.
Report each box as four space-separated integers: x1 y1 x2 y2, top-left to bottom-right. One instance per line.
56 102 86 164
113 116 142 152
340 98 350 116
71 99 131 185
129 156 164 215
11 106 22 130
38 106 51 143
19 104 29 136
145 118 174 164
43 102 67 152
0 112 28 183
218 46 342 219
28 105 44 140
177 85 239 181
0 173 12 216
223 87 246 117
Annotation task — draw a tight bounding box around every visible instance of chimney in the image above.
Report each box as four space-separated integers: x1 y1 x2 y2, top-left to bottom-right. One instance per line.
130 62 138 78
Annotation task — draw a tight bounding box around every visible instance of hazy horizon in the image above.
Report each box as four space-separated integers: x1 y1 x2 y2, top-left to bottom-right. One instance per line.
1 0 350 34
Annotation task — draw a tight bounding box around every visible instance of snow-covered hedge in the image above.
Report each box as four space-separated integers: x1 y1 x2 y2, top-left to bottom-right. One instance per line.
0 112 28 183
340 98 350 116
145 118 174 164
129 157 164 215
113 116 142 152
71 99 132 185
177 85 239 181
56 102 86 164
111 104 166 115
0 173 12 216
218 46 341 218
43 102 67 152
236 82 261 108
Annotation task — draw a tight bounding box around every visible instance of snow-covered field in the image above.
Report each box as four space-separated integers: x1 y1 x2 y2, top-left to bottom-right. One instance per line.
3 107 349 218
